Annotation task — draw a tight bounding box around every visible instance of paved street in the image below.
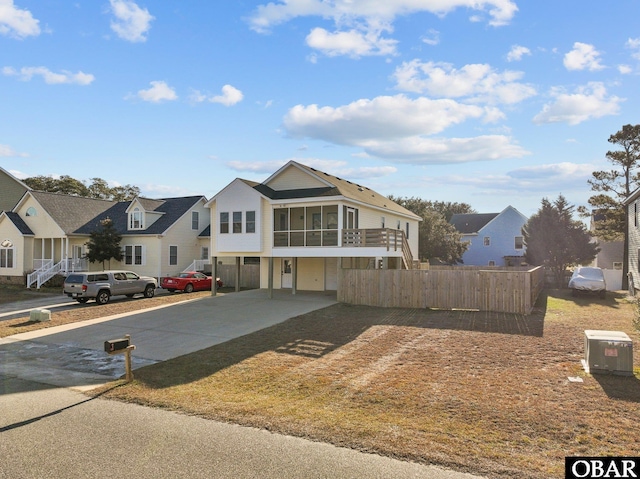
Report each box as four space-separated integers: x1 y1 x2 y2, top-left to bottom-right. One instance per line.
1 375 484 479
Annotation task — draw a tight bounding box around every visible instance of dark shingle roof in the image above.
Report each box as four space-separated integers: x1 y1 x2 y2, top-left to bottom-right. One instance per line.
5 211 34 235
199 225 210 237
449 213 499 234
74 196 205 235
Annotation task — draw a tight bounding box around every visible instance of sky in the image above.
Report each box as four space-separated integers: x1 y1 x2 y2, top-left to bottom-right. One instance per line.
1 0 639 218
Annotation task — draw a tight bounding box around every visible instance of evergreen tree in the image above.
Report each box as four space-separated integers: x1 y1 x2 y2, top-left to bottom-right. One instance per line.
524 195 599 287
85 218 123 269
389 196 473 263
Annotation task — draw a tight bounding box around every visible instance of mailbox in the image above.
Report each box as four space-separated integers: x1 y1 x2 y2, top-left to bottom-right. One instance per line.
104 337 131 353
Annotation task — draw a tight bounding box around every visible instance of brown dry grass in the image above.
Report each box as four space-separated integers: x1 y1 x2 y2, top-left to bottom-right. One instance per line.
85 289 640 479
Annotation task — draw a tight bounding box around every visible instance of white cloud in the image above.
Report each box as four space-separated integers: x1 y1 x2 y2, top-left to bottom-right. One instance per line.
109 0 154 42
2 66 95 85
211 85 244 106
248 1 516 58
362 135 529 163
626 37 640 60
533 82 622 125
432 162 594 196
249 0 518 33
392 60 536 105
563 42 605 71
306 27 397 57
618 64 632 75
284 94 487 144
0 0 40 39
283 95 528 163
506 44 531 62
421 28 439 46
190 85 244 106
133 81 177 103
0 144 27 157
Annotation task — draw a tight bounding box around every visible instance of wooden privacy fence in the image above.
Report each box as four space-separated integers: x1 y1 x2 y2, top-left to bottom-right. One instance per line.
338 266 545 314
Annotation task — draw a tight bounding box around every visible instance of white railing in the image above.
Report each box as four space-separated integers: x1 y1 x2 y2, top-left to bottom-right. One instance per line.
27 258 89 289
182 259 210 272
36 261 63 289
60 258 88 273
26 259 53 288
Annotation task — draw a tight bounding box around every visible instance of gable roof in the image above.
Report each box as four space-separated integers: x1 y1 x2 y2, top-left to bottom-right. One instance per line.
234 161 420 220
450 206 528 234
74 195 206 236
29 191 116 234
3 211 34 235
450 213 500 234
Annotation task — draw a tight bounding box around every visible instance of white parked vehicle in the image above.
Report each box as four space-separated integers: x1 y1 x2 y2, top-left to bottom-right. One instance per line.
568 267 606 298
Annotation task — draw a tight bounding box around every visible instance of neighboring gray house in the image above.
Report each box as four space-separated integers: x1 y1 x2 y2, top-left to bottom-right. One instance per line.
0 166 30 212
450 206 528 267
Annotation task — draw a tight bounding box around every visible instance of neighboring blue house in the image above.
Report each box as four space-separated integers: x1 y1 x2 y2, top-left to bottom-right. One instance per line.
450 206 528 267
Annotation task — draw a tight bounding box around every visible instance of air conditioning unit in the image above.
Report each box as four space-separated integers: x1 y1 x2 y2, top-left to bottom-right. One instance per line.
582 330 634 376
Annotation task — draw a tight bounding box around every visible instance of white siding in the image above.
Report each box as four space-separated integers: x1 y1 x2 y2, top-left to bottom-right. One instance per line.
216 181 263 253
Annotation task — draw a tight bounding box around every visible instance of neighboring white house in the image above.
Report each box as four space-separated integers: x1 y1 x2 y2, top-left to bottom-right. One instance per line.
0 172 210 288
206 160 421 293
449 206 528 267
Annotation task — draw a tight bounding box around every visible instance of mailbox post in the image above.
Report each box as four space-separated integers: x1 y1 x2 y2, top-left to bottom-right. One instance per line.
104 334 135 382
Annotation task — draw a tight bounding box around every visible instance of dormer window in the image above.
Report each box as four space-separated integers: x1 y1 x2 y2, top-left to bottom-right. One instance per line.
129 207 144 230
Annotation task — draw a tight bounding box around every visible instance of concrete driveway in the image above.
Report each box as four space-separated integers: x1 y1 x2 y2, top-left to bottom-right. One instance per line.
0 289 337 390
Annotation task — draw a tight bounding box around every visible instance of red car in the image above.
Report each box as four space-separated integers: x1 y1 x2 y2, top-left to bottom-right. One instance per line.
161 272 223 293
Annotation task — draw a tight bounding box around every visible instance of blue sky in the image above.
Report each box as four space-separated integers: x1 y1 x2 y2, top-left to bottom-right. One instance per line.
1 1 639 217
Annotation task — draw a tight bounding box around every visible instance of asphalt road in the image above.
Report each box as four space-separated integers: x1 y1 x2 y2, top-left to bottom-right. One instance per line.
0 375 485 479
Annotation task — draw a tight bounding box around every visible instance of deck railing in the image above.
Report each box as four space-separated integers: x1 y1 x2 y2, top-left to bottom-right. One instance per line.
342 228 415 269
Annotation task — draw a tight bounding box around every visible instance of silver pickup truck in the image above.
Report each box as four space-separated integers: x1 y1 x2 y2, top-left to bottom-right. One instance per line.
63 270 157 305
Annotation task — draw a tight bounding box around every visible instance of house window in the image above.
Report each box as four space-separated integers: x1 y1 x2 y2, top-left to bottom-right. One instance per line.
124 245 144 265
635 203 638 228
130 208 144 229
233 212 242 233
0 241 14 268
515 236 524 249
201 246 209 260
483 237 491 246
220 212 229 234
406 222 409 239
192 212 199 230
246 211 256 233
397 220 401 229
26 207 37 216
169 245 178 266
381 216 385 228
613 262 623 270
